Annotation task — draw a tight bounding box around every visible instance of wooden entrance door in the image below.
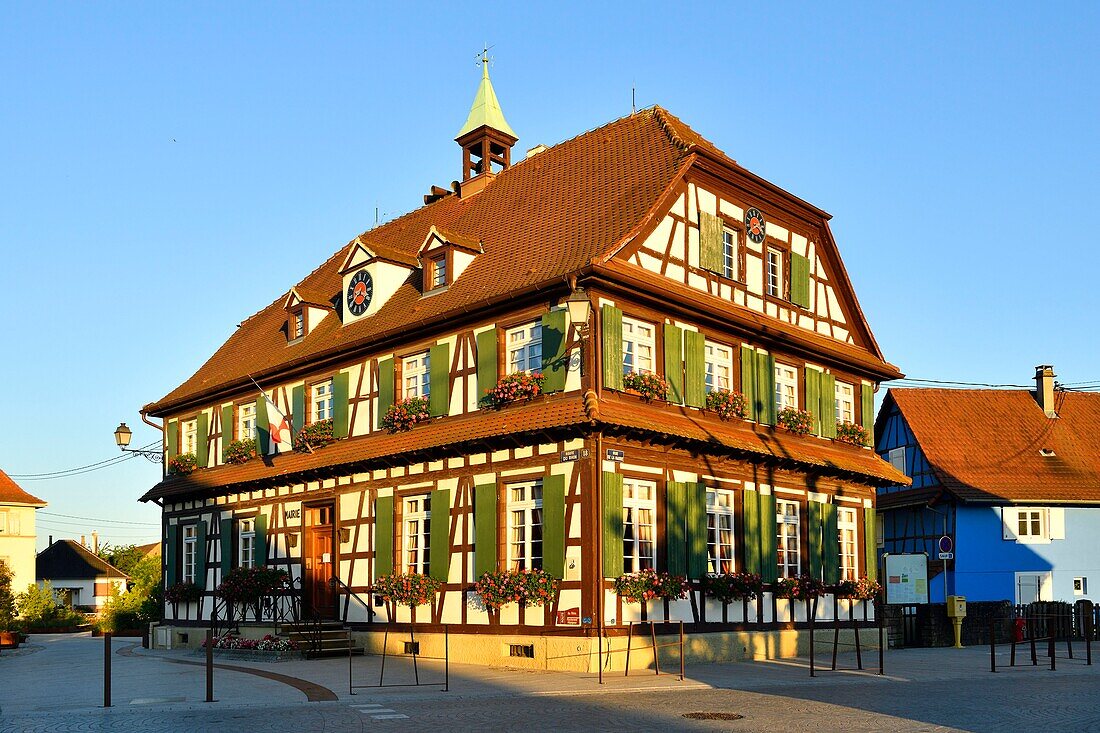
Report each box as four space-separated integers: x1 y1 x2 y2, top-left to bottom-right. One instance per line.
304 503 337 618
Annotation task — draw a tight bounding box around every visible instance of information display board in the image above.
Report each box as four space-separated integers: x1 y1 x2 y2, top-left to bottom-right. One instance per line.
884 553 929 604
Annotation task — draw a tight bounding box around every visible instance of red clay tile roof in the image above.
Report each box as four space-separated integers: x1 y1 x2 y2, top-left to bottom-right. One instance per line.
888 388 1100 503
141 393 903 501
0 468 46 507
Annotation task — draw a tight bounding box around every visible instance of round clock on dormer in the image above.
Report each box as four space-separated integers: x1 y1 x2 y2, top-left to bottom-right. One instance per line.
745 207 767 244
346 269 374 316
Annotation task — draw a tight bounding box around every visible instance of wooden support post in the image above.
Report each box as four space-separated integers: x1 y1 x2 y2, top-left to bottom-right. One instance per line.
1030 617 1038 665
624 622 633 677
205 630 214 702
679 621 685 682
1049 628 1056 671
650 621 660 676
809 598 816 678
103 632 112 708
877 599 885 676
989 619 997 673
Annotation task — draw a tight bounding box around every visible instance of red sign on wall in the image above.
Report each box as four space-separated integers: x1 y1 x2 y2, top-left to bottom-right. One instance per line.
556 607 580 626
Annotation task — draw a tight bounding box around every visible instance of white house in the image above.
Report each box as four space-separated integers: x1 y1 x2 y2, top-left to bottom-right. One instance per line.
0 468 47 596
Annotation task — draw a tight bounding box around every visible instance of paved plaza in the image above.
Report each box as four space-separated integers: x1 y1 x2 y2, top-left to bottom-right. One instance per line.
2 633 1099 731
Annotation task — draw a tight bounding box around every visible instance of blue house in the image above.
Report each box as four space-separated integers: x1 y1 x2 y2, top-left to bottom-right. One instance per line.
874 366 1100 604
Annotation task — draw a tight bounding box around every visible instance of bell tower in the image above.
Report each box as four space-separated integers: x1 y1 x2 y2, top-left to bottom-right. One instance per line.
455 52 518 183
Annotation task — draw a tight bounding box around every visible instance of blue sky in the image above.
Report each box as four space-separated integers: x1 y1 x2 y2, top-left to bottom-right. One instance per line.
2 3 1097 549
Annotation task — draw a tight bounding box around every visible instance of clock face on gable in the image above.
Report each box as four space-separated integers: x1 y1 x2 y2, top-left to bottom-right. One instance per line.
745 207 767 244
346 269 374 317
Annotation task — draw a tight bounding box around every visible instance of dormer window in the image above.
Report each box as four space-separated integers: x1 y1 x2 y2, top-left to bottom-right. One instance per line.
418 226 481 295
284 286 335 342
430 255 448 290
291 310 305 340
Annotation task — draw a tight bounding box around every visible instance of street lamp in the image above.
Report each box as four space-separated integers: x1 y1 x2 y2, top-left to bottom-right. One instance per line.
564 287 592 336
114 422 162 462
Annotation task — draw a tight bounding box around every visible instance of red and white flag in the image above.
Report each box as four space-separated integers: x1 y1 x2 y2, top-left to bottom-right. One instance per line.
250 376 293 455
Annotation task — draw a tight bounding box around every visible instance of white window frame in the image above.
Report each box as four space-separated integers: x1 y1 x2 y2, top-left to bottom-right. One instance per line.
722 228 738 280
311 378 334 422
835 381 855 424
774 363 799 412
181 419 198 456
622 317 656 375
506 322 543 375
1016 508 1047 542
403 352 431 400
292 310 305 340
766 247 784 298
507 479 544 571
431 255 447 289
402 494 432 576
888 447 906 474
182 524 198 584
704 341 734 394
776 498 801 579
237 402 257 442
0 510 8 534
623 478 656 573
239 518 255 569
706 488 736 574
837 507 858 581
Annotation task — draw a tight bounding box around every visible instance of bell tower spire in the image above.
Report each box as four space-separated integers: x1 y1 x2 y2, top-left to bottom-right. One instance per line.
455 50 518 183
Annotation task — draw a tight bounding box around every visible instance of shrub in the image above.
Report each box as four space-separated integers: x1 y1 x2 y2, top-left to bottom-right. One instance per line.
293 419 335 452
776 407 814 435
474 569 560 610
484 372 545 409
381 397 431 432
835 421 870 447
224 438 258 464
0 559 14 632
613 569 689 604
702 572 763 604
373 573 442 608
622 372 669 401
14 582 87 630
164 581 202 604
168 453 197 475
705 389 747 420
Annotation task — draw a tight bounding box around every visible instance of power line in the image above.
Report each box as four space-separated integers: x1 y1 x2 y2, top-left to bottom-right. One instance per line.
887 377 1032 389
10 441 161 480
37 512 159 527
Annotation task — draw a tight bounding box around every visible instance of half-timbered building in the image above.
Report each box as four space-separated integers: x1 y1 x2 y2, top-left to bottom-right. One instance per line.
140 62 907 669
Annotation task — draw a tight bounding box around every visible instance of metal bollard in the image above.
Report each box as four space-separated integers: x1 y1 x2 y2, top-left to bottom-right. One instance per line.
103 632 112 708
1049 628 1056 671
989 619 997 672
206 630 214 702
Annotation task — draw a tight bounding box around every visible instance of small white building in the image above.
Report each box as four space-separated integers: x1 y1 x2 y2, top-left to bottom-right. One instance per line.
36 540 128 610
0 468 47 596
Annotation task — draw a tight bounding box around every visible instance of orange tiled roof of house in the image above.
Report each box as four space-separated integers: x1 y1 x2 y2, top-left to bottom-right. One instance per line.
888 388 1100 503
0 468 46 507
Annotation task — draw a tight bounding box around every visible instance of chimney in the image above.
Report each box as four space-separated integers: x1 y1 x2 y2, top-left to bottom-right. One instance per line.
48 535 53 545
92 531 99 554
1034 365 1057 418
80 534 86 547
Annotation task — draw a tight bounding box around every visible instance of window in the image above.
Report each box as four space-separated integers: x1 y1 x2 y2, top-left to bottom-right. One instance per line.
776 499 800 578
403 495 431 576
888 447 906 474
1017 509 1045 540
506 322 542 375
622 317 655 375
0 511 8 534
706 488 736 574
182 525 198 584
239 518 255 569
835 381 855 424
766 247 784 298
837 507 858 581
292 310 305 340
311 378 334 422
181 419 198 456
403 352 431 399
704 341 734 393
722 228 738 280
4 512 18 536
774 363 798 411
508 480 543 571
237 403 257 442
622 478 656 572
431 255 447 289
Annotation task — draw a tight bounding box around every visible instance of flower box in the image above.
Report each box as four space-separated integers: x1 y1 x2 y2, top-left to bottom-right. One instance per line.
834 421 870 447
484 372 545 409
293 419 335 453
373 573 442 609
474 569 559 610
622 372 669 401
613 569 688 604
773 574 825 601
776 407 814 436
705 389 748 421
381 397 431 433
833 576 881 600
168 453 197 475
224 438 258 465
164 581 202 604
702 572 762 603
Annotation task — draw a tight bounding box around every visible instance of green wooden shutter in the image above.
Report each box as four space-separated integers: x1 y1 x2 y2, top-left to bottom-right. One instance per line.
863 507 878 582
220 405 234 462
822 502 840 585
220 517 234 576
541 310 569 393
166 524 179 586
542 474 566 579
195 412 209 467
663 324 684 404
476 329 498 406
861 383 876 434
255 397 269 455
821 372 837 439
808 501 823 580
166 419 179 461
291 384 305 435
602 472 624 578
756 352 776 426
665 481 687 575
687 482 708 579
699 212 724 273
742 489 760 575
740 346 756 421
790 253 811 308
332 371 350 439
759 493 778 583
377 358 394 429
253 513 267 567
805 369 822 436
601 305 623 391
374 497 394 577
195 519 207 587
429 343 451 417
474 483 497 577
429 489 450 582
684 330 706 409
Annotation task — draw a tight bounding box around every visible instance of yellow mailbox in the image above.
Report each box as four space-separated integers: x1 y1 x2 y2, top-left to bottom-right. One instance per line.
946 595 966 647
